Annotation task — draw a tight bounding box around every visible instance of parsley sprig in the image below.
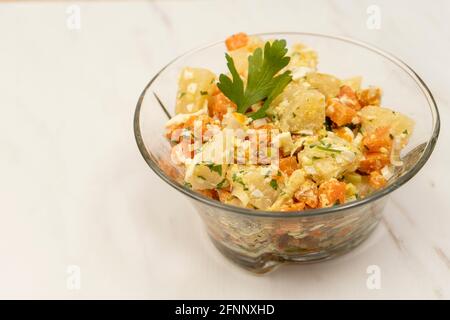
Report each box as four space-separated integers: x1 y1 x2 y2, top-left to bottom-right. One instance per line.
217 39 292 119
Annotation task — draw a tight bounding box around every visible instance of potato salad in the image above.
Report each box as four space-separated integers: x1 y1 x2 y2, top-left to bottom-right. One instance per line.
164 32 414 212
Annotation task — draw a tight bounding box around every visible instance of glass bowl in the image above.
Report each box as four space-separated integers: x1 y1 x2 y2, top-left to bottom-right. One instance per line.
134 32 439 273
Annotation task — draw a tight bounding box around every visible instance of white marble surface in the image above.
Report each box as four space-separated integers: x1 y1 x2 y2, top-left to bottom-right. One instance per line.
0 0 449 299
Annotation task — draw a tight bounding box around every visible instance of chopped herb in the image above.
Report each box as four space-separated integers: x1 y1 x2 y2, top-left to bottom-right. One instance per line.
206 163 222 176
216 179 227 189
312 156 322 160
269 179 278 190
403 129 409 135
184 182 192 188
198 175 206 180
232 173 248 190
179 92 186 98
316 145 342 153
389 133 394 140
200 91 208 95
217 39 292 119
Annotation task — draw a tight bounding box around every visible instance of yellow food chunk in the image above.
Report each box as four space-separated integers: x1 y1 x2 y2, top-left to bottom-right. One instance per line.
227 165 281 210
306 72 342 98
288 43 318 70
359 106 414 141
176 67 216 114
298 133 362 183
271 83 325 133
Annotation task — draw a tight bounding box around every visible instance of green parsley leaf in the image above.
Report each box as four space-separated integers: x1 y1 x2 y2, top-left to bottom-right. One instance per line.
200 91 208 95
206 163 222 176
217 39 292 119
269 179 278 190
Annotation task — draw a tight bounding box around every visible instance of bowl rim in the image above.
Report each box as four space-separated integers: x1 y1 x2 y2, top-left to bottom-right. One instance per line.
134 32 440 218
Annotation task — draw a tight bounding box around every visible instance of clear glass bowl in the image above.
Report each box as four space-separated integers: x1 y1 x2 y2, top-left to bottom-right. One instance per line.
134 33 440 273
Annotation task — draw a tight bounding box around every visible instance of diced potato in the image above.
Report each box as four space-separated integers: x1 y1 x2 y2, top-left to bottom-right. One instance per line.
271 83 325 133
228 48 249 78
359 106 414 140
185 162 228 190
227 165 281 210
298 133 362 183
342 76 362 92
273 132 294 155
288 43 318 70
246 35 265 52
224 36 265 80
270 169 306 210
184 133 231 190
306 73 341 98
176 67 216 114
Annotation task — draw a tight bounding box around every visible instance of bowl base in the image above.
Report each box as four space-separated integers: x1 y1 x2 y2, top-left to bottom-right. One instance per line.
209 221 379 274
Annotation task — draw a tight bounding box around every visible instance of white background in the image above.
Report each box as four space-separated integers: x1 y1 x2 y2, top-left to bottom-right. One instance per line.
0 0 449 299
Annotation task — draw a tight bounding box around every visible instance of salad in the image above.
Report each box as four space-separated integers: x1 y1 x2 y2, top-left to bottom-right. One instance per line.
164 32 414 212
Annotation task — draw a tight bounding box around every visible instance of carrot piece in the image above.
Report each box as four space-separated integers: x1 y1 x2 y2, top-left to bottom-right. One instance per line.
369 171 387 189
359 152 390 173
358 86 382 107
294 180 319 208
208 92 236 120
362 126 392 153
217 189 232 202
326 98 357 126
198 189 219 200
279 156 298 176
338 85 361 110
334 127 353 142
225 32 249 51
318 179 346 208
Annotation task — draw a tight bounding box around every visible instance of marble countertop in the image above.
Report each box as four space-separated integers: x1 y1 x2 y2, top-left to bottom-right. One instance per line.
0 0 449 299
